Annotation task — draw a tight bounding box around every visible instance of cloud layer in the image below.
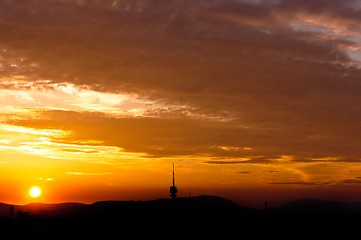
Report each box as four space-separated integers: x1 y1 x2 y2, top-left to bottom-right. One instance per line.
1 0 361 199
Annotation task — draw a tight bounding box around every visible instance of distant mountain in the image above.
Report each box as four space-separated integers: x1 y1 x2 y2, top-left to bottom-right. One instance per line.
0 203 13 217
2 197 361 219
18 202 88 217
2 196 361 218
271 198 361 216
85 194 253 217
1 196 361 240
0 195 246 218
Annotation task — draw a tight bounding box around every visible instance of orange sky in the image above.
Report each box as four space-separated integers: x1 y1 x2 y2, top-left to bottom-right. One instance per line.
0 0 361 208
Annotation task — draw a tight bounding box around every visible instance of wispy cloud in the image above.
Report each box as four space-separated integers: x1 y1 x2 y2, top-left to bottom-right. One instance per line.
38 177 55 181
268 181 328 186
0 122 143 162
294 158 361 164
65 171 112 176
0 81 154 117
205 159 273 165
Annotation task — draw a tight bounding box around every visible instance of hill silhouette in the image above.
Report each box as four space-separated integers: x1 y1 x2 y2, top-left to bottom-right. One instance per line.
0 196 361 239
271 198 361 215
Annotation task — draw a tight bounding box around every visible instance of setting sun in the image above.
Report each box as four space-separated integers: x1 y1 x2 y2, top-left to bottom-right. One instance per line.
28 186 42 198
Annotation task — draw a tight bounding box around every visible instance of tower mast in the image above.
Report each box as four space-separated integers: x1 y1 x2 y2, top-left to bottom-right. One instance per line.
170 162 178 200
172 162 175 187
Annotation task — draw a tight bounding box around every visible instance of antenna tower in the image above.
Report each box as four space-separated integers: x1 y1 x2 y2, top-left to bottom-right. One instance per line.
169 162 178 200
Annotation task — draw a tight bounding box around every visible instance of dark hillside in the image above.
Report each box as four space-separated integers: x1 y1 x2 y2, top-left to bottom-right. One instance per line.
1 196 361 239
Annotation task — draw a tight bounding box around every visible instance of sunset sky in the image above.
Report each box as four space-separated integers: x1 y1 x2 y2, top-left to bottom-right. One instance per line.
0 0 361 208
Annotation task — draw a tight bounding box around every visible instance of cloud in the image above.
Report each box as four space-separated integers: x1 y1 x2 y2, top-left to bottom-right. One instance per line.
205 157 276 165
38 177 55 181
268 181 328 186
205 160 247 165
4 110 262 157
0 80 153 116
0 0 360 161
294 158 361 164
0 121 142 161
339 179 361 184
269 178 361 187
65 171 112 176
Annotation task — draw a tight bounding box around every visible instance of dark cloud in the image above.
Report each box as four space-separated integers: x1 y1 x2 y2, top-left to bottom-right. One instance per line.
205 158 274 165
335 159 361 163
338 179 361 185
294 158 361 164
328 178 361 188
268 181 328 186
270 178 361 187
1 0 361 159
238 171 251 174
206 161 246 165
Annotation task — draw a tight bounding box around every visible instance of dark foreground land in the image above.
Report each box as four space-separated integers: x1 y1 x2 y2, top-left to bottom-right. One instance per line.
1 195 361 239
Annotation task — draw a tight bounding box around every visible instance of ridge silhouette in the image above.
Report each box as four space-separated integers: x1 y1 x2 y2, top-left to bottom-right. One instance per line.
0 196 361 239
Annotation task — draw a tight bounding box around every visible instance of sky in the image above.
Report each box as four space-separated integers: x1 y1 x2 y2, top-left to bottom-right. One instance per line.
0 0 361 208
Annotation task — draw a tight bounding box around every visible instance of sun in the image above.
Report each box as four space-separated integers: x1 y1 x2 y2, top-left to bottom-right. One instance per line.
28 186 42 198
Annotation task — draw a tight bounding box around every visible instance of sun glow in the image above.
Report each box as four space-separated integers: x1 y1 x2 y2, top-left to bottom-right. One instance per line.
28 186 42 198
